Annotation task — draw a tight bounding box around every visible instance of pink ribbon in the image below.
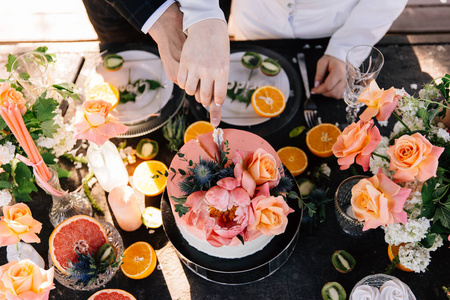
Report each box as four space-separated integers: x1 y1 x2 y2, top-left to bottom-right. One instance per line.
16 154 67 197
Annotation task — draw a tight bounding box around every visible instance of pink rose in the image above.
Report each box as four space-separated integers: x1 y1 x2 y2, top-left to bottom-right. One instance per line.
0 203 42 246
74 99 128 146
351 171 410 231
357 81 400 122
387 133 444 182
332 119 381 171
0 83 27 115
250 183 294 236
0 259 54 300
246 148 280 188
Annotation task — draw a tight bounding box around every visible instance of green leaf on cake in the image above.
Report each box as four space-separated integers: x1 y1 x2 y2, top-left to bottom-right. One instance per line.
174 204 189 217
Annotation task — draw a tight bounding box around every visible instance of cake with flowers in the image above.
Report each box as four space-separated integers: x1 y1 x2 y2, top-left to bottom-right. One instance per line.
166 128 294 259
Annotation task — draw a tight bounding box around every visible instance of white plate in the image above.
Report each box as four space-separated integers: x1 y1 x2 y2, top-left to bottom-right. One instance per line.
221 52 290 126
95 50 174 125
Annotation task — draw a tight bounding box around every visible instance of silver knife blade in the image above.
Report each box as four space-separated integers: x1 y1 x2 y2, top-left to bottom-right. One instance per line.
297 53 310 100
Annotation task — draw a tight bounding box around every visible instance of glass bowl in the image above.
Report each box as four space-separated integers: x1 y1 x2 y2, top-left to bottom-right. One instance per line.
350 273 416 300
48 220 124 291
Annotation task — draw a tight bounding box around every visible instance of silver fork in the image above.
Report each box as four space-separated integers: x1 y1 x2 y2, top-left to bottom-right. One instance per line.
297 53 318 128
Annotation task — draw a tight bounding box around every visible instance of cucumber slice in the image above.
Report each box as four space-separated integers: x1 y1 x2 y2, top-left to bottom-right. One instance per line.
136 138 159 160
241 52 262 69
321 282 346 300
261 58 281 76
103 54 124 71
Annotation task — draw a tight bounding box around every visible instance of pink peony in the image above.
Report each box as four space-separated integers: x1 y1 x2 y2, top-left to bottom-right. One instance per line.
332 119 381 171
73 99 128 146
0 203 42 246
351 171 410 231
387 133 444 182
357 81 400 122
0 83 27 115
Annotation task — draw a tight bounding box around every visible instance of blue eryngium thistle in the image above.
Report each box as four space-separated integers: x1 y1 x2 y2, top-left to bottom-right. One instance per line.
193 163 213 186
180 159 219 194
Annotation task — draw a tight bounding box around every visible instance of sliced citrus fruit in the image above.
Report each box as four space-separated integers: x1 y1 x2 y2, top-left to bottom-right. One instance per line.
88 288 136 300
306 123 341 157
183 120 215 144
276 146 308 177
121 241 157 279
86 82 120 109
133 161 168 196
388 244 414 272
49 215 108 274
251 85 286 118
142 206 162 229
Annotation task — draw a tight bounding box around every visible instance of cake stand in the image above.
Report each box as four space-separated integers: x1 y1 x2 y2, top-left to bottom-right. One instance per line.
161 171 303 285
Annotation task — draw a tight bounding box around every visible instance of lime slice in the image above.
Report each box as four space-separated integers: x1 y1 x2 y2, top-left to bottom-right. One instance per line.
142 207 162 229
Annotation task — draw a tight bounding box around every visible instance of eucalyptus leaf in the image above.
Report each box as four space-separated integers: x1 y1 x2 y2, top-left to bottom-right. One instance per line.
289 126 306 138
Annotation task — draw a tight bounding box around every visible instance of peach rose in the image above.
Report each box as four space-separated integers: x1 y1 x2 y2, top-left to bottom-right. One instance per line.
74 99 128 146
351 171 410 231
387 133 444 182
357 81 400 122
0 203 42 246
332 119 381 171
0 83 26 115
250 183 294 236
0 259 54 300
246 148 280 188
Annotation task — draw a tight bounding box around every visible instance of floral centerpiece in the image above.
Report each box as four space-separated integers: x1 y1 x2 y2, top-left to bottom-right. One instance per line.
332 75 450 273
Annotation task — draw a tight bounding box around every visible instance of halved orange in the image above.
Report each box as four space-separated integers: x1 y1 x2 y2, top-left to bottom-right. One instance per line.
121 241 157 280
388 244 414 272
251 85 286 118
183 120 215 144
49 215 108 274
88 289 137 300
276 146 308 177
306 123 341 157
132 161 168 196
86 82 120 109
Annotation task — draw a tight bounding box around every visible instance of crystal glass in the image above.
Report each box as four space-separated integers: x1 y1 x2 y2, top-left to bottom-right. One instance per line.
344 45 384 124
11 52 52 102
334 175 368 237
350 274 416 300
49 220 124 291
37 168 93 227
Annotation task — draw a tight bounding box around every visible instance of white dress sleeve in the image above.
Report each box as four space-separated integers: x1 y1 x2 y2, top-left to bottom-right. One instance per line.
178 0 226 34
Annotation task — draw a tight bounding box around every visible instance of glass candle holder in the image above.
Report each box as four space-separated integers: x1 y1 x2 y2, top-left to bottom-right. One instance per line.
334 175 368 237
350 274 416 300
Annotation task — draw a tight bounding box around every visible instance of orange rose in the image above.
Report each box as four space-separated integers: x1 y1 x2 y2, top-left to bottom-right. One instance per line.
0 259 54 300
247 148 280 188
351 172 410 231
0 83 27 115
332 120 381 171
0 203 42 246
387 133 444 182
357 81 400 122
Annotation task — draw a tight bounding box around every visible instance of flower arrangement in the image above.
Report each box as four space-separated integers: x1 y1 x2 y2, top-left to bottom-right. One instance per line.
169 129 296 247
332 75 450 273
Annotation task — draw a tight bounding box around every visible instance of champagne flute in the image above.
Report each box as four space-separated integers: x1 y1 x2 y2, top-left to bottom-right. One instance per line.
344 45 384 124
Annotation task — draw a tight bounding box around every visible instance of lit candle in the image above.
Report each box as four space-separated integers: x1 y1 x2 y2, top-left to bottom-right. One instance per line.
108 185 142 231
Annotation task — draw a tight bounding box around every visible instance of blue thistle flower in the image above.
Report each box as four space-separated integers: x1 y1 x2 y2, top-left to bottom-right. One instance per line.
193 163 213 186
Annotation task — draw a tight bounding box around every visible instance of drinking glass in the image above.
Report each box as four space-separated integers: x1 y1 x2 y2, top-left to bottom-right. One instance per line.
344 45 384 124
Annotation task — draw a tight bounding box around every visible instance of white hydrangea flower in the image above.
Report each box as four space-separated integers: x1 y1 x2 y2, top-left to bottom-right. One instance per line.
398 243 430 273
319 163 331 177
428 234 443 252
0 189 13 206
369 136 390 176
384 217 430 245
0 141 16 165
37 119 76 157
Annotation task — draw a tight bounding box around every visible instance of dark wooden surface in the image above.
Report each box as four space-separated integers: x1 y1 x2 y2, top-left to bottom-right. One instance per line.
0 37 450 299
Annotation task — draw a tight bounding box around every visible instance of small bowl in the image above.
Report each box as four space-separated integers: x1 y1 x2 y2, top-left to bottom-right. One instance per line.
350 274 416 300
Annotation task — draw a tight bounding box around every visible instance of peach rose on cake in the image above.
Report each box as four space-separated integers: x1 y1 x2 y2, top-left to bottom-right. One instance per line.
0 203 42 246
74 99 128 146
351 171 410 231
387 133 444 182
332 119 381 171
0 83 26 115
357 80 400 122
0 259 54 300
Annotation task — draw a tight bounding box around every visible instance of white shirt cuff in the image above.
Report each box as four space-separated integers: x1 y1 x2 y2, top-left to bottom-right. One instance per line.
141 0 175 33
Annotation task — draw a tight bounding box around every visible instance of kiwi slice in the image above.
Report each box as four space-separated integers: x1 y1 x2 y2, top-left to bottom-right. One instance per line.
332 250 355 273
136 138 159 160
103 54 124 71
241 52 262 69
321 282 346 300
261 58 281 76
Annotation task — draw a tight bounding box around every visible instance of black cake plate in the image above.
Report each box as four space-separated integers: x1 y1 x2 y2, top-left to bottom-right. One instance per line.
161 168 302 285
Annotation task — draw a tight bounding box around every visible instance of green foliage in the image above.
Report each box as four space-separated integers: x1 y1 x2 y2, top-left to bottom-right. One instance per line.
289 126 306 138
163 115 186 151
119 78 162 104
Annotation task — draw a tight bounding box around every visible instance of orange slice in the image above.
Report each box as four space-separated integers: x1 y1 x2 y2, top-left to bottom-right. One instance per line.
86 82 120 109
388 244 414 272
49 215 108 274
183 120 215 144
121 241 157 280
251 85 286 118
306 123 341 157
276 146 308 177
88 289 137 300
132 161 168 196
